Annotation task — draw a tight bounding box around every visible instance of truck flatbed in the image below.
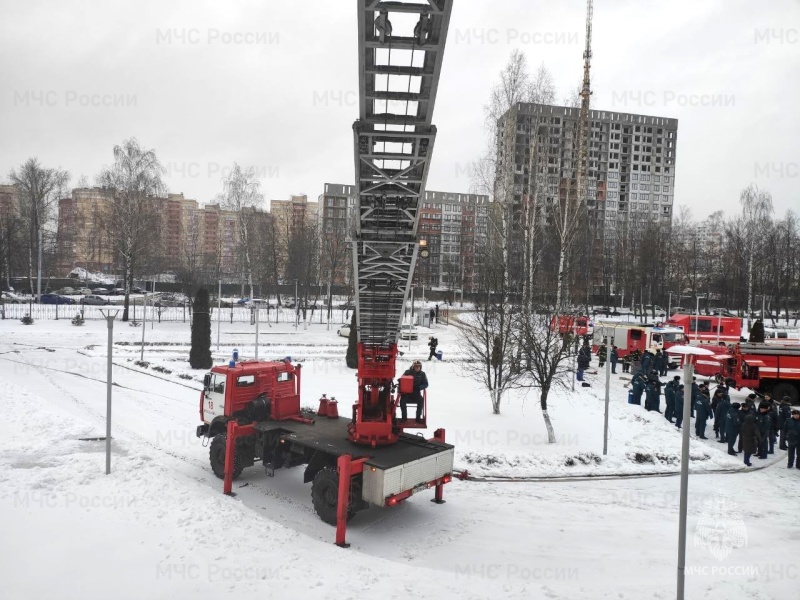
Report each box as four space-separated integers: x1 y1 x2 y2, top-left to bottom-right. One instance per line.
255 411 454 470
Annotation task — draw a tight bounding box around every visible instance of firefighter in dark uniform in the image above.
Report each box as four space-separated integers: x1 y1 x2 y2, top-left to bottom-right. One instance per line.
778 396 793 450
725 402 742 455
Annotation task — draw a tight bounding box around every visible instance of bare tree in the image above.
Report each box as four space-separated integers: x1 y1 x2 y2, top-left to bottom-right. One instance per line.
457 229 519 414
218 164 264 302
9 158 69 295
736 184 773 320
515 309 574 443
97 138 166 321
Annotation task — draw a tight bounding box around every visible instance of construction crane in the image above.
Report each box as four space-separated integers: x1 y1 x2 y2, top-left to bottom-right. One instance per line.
576 0 593 213
348 0 453 446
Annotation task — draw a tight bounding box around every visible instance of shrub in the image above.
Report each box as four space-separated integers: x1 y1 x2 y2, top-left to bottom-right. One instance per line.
21 315 33 325
190 288 213 369
71 314 85 326
346 310 358 369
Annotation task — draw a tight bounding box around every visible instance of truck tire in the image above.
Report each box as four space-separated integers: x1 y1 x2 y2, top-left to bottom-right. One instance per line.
311 467 356 525
209 434 243 480
772 382 799 405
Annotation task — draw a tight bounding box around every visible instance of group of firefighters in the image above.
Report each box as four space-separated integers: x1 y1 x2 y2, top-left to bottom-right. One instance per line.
580 343 800 470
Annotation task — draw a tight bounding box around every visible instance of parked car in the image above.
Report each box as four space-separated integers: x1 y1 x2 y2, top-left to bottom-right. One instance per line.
110 287 126 295
40 294 75 305
81 295 111 305
131 286 143 294
76 287 92 295
398 325 418 340
56 287 76 296
337 324 351 338
1 291 24 303
92 287 109 295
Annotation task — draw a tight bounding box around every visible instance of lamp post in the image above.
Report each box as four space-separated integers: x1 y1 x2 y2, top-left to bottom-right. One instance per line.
294 279 298 329
217 279 221 352
694 294 706 342
668 291 673 318
667 345 715 600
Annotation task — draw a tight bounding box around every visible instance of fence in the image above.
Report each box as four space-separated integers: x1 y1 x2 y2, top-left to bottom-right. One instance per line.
0 302 354 325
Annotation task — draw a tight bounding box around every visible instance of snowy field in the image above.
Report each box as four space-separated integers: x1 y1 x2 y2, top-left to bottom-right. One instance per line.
1 311 798 599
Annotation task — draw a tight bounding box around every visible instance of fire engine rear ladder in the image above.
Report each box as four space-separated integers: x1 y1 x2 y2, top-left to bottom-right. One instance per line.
351 0 453 346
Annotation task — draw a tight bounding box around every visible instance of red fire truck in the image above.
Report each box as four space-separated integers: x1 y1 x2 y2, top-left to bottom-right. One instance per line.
592 321 685 365
691 342 800 404
551 315 592 337
666 313 742 344
197 354 454 546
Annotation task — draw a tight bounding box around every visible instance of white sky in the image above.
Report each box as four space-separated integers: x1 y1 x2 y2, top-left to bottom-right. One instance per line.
1 0 798 220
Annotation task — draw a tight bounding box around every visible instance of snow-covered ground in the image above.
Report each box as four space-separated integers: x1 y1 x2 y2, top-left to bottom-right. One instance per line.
1 315 798 599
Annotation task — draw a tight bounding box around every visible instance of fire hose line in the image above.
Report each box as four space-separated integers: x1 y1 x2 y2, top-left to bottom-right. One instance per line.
451 457 785 483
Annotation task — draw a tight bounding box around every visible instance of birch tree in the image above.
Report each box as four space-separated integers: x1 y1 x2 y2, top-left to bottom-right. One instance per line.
218 164 264 302
97 138 165 320
9 158 69 296
735 184 773 321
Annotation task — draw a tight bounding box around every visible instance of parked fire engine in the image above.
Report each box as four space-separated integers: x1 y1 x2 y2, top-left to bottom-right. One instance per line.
592 321 685 367
666 313 742 344
692 342 800 404
551 314 592 337
195 1 456 547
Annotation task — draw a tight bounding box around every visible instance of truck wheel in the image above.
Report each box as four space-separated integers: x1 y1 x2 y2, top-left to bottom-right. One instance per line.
772 382 799 405
209 434 243 480
311 467 356 525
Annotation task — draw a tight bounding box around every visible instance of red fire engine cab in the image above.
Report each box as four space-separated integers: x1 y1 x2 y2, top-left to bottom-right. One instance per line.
692 342 800 404
666 313 742 344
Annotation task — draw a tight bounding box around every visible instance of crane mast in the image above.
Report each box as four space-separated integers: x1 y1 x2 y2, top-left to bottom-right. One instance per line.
348 0 453 446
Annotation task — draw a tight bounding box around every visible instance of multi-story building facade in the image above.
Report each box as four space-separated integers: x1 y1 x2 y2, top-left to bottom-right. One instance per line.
320 183 490 293
56 188 115 274
318 184 355 285
417 191 490 293
269 194 318 278
496 103 678 294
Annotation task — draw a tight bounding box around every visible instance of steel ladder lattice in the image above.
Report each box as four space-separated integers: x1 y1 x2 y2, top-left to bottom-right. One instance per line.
351 0 453 347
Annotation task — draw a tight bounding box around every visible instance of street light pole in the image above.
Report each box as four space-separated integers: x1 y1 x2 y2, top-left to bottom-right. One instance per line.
217 279 221 352
668 291 673 318
667 345 714 600
100 309 120 474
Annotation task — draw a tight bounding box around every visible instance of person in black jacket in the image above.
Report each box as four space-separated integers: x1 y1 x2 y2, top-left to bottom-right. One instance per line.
400 360 429 422
694 386 712 439
784 409 800 468
725 402 742 455
755 403 773 459
740 410 760 467
674 384 686 428
714 389 731 442
664 376 680 422
778 397 793 450
427 336 439 361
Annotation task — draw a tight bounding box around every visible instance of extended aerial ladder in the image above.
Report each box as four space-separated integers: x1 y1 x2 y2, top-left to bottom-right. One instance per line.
348 0 453 446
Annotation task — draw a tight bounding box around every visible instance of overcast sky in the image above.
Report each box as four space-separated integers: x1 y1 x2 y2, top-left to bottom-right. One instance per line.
1 0 798 220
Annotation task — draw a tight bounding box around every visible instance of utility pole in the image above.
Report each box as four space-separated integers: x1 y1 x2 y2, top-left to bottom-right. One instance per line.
217 279 221 352
100 308 120 474
254 305 259 359
140 290 147 361
36 229 42 302
294 279 298 329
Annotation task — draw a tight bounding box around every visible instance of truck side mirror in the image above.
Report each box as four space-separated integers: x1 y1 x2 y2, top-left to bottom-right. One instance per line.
203 374 211 390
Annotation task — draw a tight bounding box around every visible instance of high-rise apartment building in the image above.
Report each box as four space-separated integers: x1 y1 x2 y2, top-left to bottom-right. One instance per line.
496 103 678 293
318 184 355 285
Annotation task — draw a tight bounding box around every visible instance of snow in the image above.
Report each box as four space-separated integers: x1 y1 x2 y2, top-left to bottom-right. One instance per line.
1 315 798 599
